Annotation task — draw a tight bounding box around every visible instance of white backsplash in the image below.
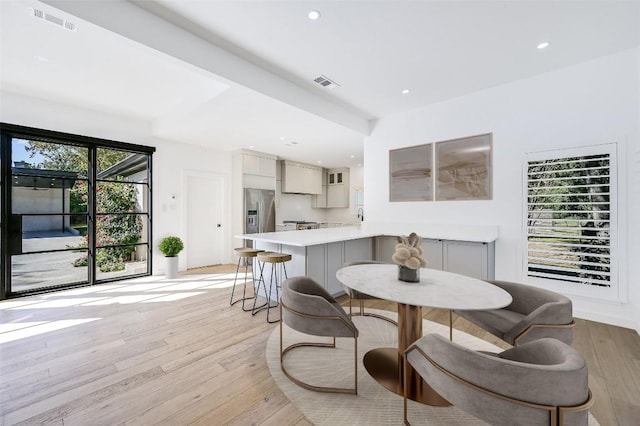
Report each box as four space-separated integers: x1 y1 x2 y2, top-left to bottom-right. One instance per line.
277 192 359 224
277 192 326 222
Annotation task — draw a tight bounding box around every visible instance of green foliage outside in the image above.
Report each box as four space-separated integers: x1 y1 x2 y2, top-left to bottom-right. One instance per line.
25 141 142 272
527 154 610 285
25 141 129 175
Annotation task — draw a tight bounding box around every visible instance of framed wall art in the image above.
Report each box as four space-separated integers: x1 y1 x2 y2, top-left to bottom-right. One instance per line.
389 133 492 202
435 133 492 201
389 143 433 201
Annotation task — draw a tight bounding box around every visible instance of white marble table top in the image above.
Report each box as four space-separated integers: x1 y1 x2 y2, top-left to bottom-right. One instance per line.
336 264 512 311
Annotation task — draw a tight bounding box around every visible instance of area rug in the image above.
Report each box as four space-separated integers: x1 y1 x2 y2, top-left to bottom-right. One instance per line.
266 309 599 426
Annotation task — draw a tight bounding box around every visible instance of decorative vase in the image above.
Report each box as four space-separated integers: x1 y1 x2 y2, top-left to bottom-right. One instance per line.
398 265 420 283
166 256 179 279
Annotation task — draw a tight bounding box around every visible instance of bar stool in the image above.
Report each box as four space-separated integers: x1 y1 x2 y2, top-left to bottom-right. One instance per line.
252 251 291 323
230 247 264 311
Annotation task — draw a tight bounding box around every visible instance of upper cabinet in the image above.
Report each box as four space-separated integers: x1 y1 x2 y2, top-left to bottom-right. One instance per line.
281 160 322 194
243 152 276 178
328 170 345 185
314 168 349 208
327 168 349 208
241 150 277 190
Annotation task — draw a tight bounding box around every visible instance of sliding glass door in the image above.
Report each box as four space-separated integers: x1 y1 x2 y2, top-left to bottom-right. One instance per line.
0 124 154 298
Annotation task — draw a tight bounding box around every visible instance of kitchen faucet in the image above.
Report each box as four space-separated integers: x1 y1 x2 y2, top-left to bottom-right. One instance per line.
357 207 364 221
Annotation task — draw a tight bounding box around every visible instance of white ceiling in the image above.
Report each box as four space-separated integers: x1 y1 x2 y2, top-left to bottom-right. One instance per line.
2 1 639 169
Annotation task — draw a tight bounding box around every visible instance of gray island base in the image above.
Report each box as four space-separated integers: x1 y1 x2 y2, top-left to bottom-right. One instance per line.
238 222 497 301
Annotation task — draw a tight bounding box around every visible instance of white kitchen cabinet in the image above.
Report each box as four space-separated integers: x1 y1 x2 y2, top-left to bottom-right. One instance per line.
326 168 349 208
281 160 322 194
243 152 276 177
374 236 494 280
241 150 276 190
312 169 328 208
313 168 349 208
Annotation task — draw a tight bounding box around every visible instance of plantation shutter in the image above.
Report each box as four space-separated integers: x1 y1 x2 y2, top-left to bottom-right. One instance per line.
526 149 615 288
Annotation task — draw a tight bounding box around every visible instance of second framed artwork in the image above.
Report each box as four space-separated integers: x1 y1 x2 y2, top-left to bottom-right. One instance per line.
389 133 492 202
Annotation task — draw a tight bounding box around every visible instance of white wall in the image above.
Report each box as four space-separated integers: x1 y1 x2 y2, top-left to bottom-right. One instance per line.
632 51 640 332
365 48 640 331
1 91 234 275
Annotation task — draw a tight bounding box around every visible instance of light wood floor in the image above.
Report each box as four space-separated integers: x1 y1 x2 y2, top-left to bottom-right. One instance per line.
1 264 638 425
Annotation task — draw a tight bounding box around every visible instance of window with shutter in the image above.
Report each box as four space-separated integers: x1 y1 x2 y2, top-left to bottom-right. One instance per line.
525 144 617 298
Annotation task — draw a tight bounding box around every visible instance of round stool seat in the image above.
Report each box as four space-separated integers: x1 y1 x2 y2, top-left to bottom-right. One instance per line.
234 247 264 258
257 252 292 263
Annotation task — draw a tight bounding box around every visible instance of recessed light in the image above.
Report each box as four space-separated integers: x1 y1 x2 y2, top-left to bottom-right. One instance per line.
357 164 362 167
537 42 549 50
402 89 410 94
317 160 323 164
350 155 355 159
249 145 254 149
308 10 321 20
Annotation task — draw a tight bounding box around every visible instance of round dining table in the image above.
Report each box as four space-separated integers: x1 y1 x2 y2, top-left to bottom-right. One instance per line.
336 264 512 406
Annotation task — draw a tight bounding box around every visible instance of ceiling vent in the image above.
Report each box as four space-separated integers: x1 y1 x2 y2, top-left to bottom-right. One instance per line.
32 8 78 32
313 75 340 89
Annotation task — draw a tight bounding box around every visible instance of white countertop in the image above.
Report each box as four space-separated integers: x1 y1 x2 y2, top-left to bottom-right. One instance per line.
238 222 498 247
336 264 511 310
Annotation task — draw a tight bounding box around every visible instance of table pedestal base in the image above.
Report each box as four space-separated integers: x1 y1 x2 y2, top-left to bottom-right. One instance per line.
363 347 450 407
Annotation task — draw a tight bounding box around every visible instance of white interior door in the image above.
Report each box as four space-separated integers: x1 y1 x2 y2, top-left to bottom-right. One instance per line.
186 174 224 269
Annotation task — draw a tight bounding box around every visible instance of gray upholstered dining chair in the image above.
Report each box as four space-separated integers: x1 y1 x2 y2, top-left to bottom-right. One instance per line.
279 276 359 394
454 280 575 346
342 260 397 326
404 334 593 426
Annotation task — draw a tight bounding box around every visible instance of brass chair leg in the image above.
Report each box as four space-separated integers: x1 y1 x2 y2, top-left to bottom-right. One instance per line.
348 297 398 326
280 338 357 394
404 352 409 425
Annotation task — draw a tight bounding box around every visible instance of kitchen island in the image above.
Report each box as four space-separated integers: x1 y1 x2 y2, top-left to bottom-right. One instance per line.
239 222 498 298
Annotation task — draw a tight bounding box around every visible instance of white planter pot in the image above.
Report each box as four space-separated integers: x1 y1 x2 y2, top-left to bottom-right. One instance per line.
165 256 179 279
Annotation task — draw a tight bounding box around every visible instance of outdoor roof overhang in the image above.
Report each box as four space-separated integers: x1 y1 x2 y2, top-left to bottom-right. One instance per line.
12 167 79 189
97 154 147 179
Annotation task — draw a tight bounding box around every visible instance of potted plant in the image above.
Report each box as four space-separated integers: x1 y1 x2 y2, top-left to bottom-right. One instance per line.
159 236 184 279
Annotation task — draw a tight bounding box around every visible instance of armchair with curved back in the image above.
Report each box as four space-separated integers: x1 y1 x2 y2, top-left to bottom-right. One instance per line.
404 334 593 426
279 276 359 394
342 260 397 326
454 280 575 346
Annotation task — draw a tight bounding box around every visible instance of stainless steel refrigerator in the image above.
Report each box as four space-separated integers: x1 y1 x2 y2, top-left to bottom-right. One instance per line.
244 188 276 241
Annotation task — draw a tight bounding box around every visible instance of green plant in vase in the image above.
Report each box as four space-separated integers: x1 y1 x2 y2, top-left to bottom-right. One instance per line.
159 236 184 278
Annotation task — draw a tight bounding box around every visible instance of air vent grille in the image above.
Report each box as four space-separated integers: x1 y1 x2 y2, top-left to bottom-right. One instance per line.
313 75 340 89
32 8 78 32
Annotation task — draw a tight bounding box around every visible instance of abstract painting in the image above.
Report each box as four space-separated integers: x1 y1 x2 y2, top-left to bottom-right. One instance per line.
389 144 433 201
435 133 492 201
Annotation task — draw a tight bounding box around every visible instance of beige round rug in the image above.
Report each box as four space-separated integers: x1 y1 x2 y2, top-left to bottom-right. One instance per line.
266 308 599 425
